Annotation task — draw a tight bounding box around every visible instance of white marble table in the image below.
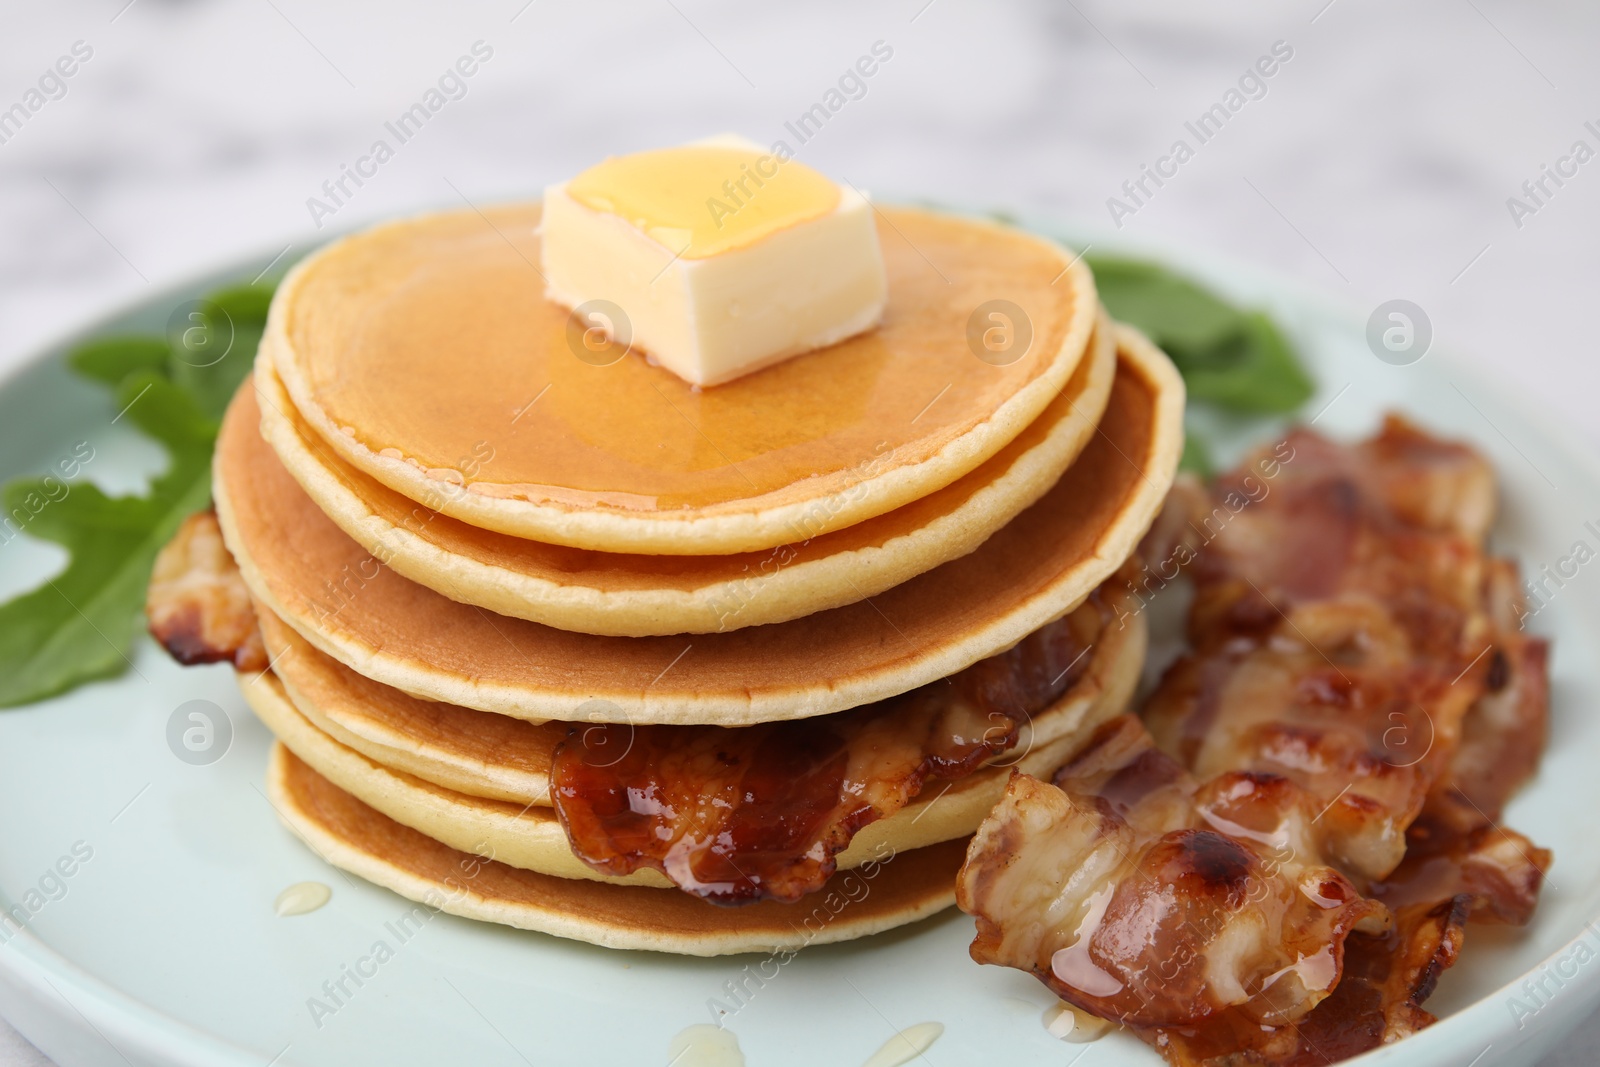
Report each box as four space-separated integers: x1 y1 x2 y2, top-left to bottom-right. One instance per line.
1 1 1597 1063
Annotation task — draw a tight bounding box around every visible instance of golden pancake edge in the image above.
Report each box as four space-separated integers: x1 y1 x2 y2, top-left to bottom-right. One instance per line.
266 204 1100 555
252 313 1118 636
214 325 1183 726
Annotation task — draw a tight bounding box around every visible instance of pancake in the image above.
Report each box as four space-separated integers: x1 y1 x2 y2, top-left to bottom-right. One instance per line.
252 313 1118 636
254 582 1145 806
268 745 967 955
242 592 1141 886
215 326 1183 726
258 607 558 804
246 671 1090 889
266 204 1098 555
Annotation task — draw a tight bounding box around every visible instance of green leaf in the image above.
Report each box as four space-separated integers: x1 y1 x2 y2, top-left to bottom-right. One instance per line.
1085 254 1314 416
1182 312 1314 414
0 375 216 710
169 319 262 422
0 275 276 708
1087 255 1242 356
0 374 216 707
205 282 275 326
67 337 169 386
1179 430 1214 478
163 285 273 421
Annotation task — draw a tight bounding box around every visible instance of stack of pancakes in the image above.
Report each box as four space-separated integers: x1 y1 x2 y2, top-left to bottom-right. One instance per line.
205 203 1184 955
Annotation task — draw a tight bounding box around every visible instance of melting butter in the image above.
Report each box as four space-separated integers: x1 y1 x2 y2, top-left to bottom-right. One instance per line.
1042 1003 1113 1043
668 1024 744 1067
861 1021 943 1067
566 145 840 259
274 881 332 917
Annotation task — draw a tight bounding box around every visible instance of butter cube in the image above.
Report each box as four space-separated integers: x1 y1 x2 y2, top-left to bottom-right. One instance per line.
540 138 888 386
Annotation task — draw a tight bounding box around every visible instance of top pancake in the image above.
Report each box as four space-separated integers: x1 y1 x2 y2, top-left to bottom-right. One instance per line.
251 313 1117 636
267 203 1097 555
215 326 1184 726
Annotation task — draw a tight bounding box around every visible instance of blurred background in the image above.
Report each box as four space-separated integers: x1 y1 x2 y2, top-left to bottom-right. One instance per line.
0 0 1596 1062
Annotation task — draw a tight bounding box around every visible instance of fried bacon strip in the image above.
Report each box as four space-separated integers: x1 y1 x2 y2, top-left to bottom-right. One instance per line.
959 417 1552 1066
1142 417 1504 882
1289 627 1552 1062
553 580 1132 905
147 509 266 671
1375 564 1552 929
960 715 1384 1036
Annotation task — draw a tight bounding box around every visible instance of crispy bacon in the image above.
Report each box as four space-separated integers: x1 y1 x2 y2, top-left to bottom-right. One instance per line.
1141 625 1468 883
1422 561 1550 835
553 581 1131 905
959 416 1552 1066
147 509 267 671
1376 566 1552 928
1141 417 1531 886
1152 422 1548 1064
1183 415 1493 659
960 716 1384 1035
1146 896 1469 1064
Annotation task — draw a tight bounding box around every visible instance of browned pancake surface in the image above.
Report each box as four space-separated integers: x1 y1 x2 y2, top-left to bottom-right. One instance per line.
218 346 1168 724
278 205 1090 516
258 322 1112 596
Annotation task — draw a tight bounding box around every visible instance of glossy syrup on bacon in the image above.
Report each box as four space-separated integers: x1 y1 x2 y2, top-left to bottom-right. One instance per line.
961 715 1386 1038
550 585 1121 905
1144 419 1550 1063
957 416 1553 1066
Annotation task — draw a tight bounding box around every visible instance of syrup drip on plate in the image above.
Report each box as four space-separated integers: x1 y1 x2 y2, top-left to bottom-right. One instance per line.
861 1021 944 1067
273 881 331 917
667 1024 744 1067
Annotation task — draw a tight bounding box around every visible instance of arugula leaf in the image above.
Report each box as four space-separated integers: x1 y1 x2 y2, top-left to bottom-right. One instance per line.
1182 312 1313 414
1179 430 1214 478
170 319 263 422
1088 256 1242 357
1086 254 1314 415
66 284 273 416
0 375 215 706
68 337 170 386
0 278 275 708
166 283 274 421
206 282 276 324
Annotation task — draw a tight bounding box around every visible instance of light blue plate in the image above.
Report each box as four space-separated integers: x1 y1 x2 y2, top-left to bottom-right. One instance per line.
0 226 1596 1067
